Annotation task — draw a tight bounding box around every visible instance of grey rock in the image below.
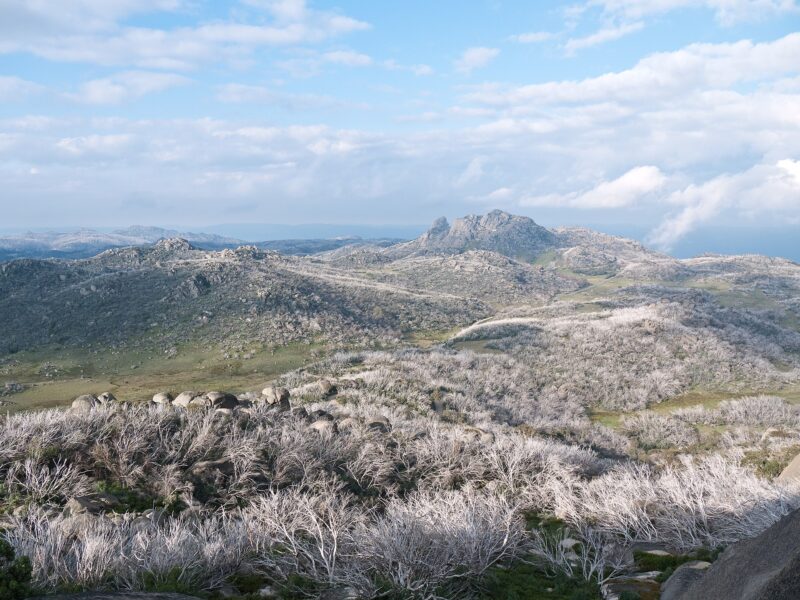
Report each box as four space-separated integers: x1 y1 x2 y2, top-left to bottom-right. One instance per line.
367 416 391 433
64 493 120 515
678 508 800 600
337 416 360 431
190 458 235 480
96 392 117 405
152 392 173 405
778 452 800 482
262 386 291 406
292 406 309 420
205 391 238 409
173 391 198 408
318 379 338 398
660 561 711 600
309 419 337 434
310 409 334 421
71 394 98 412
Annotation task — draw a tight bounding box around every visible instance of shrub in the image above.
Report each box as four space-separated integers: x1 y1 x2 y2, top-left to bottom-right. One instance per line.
0 537 32 600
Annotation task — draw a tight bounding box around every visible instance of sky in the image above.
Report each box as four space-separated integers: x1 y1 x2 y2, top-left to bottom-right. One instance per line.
0 0 799 254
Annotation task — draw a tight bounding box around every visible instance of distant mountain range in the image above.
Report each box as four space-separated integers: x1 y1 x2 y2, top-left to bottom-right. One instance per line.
0 226 403 261
2 209 797 359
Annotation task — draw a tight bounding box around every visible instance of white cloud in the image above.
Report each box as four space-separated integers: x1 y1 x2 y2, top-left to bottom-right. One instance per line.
584 0 799 25
466 33 800 106
383 60 434 76
67 71 188 104
510 31 555 43
0 1 370 70
572 165 666 207
216 83 367 110
455 47 500 74
0 76 42 100
322 50 373 66
522 166 666 208
564 21 644 54
648 160 800 248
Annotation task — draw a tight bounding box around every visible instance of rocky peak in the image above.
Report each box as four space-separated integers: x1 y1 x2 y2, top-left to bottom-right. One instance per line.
399 209 556 260
153 238 196 253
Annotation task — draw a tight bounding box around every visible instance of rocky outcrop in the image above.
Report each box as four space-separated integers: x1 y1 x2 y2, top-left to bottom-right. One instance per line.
391 210 557 260
660 561 711 600
676 508 800 600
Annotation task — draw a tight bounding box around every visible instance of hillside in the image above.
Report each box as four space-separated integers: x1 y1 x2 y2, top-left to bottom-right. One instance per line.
1 211 799 412
2 211 800 599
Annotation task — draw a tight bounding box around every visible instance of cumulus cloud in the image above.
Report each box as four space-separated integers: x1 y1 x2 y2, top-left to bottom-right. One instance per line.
522 166 667 208
467 33 800 106
455 47 500 74
648 160 800 249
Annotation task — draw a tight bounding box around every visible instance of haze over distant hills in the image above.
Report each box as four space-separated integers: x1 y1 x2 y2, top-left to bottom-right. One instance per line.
0 226 404 261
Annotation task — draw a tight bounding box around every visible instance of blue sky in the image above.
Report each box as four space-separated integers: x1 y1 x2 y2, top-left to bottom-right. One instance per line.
0 0 799 252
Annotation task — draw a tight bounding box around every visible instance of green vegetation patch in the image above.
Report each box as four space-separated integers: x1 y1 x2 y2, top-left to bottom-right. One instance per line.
481 560 601 600
633 547 722 583
0 538 32 600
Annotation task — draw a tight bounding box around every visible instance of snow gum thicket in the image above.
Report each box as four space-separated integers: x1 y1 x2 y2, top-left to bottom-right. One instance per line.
2 357 799 597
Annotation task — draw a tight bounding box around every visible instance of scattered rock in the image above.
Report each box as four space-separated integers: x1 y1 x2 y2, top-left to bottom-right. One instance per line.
337 416 360 431
310 409 334 421
292 406 309 420
1 381 25 396
367 416 391 433
309 419 337 434
64 493 120 515
205 391 239 409
97 392 117 406
71 394 98 412
190 458 235 480
189 395 211 408
262 386 291 407
152 392 173 405
602 572 661 600
173 391 199 408
318 379 338 398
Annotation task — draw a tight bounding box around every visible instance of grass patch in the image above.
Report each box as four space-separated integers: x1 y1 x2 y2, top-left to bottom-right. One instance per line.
1 342 318 412
405 327 461 348
558 276 637 303
450 339 504 354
